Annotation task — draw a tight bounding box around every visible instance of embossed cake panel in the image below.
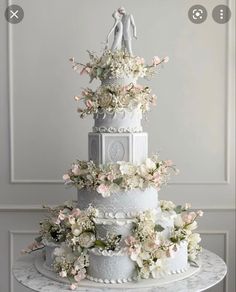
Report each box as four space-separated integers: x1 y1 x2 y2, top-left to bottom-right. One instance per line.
88 133 148 164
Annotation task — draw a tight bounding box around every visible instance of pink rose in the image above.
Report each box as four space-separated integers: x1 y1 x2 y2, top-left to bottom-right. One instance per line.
70 283 77 290
163 56 169 63
85 99 93 108
197 210 204 217
72 208 81 217
165 160 173 167
152 56 161 66
74 270 86 282
134 84 144 90
182 212 196 224
96 184 110 197
72 164 80 176
136 56 145 65
58 211 66 221
62 174 70 181
125 236 137 246
98 173 106 180
107 173 115 181
152 171 160 182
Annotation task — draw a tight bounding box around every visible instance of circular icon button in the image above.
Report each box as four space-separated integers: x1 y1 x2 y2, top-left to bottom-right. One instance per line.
188 5 207 24
212 5 231 24
5 5 24 24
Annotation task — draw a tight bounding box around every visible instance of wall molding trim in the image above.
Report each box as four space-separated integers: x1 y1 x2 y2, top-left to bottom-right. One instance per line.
0 204 236 212
199 230 229 292
1 205 235 212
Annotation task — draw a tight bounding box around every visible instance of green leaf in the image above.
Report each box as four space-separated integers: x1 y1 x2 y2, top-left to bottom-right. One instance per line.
189 260 199 268
154 224 165 232
94 240 106 249
35 236 42 243
96 67 103 77
174 205 182 214
113 177 123 185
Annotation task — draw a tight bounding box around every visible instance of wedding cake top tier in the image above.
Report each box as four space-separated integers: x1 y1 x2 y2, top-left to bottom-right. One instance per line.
70 7 169 122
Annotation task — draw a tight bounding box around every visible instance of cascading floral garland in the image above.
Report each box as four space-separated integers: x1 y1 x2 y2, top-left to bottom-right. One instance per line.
63 155 178 197
125 202 203 279
74 83 157 118
69 50 169 82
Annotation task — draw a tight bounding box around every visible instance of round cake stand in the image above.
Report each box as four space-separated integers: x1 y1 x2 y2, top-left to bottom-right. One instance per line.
12 249 227 292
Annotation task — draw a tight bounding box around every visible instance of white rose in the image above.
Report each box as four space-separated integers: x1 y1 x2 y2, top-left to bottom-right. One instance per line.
161 200 176 211
174 214 184 228
78 232 95 248
119 162 137 176
138 164 149 177
139 266 150 279
145 158 156 170
72 224 83 236
150 259 163 278
189 233 201 244
59 270 67 278
144 209 157 222
185 221 198 231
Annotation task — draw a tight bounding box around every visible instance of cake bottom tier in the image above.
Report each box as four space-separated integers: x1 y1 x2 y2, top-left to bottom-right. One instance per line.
87 241 188 284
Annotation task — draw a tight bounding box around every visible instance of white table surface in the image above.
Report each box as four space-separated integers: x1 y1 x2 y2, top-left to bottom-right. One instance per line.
12 249 227 292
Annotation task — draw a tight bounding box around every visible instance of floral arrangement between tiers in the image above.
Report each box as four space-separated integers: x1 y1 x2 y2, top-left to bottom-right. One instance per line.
69 50 169 82
63 155 177 197
126 202 203 279
23 201 203 290
74 83 157 118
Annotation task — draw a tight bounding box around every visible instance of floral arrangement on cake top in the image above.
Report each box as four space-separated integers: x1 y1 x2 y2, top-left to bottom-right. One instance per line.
74 83 157 118
70 50 169 82
125 204 203 279
63 155 178 197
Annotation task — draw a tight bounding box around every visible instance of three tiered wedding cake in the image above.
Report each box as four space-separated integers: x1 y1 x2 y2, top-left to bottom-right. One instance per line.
25 8 203 290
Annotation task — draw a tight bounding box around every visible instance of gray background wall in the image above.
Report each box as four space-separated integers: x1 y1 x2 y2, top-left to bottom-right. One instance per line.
0 0 235 291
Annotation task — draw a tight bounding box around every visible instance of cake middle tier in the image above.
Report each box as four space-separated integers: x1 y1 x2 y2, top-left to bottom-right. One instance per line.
88 132 148 165
77 187 158 218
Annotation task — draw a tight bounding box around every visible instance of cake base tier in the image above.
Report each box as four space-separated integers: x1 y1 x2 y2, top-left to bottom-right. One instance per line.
34 252 200 288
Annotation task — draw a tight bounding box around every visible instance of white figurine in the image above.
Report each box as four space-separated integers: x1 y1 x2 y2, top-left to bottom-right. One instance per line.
106 11 123 51
118 7 137 56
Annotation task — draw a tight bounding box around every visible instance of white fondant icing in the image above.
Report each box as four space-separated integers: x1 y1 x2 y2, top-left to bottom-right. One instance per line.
93 109 143 133
43 242 60 269
101 76 137 86
95 219 134 244
77 187 159 216
87 248 137 282
88 132 148 165
162 241 189 274
87 241 189 284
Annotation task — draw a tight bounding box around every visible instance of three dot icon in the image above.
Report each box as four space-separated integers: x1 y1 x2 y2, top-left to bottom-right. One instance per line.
212 5 231 24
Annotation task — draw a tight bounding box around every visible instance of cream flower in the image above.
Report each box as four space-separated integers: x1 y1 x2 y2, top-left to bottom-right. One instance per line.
185 221 198 231
71 224 83 236
118 162 137 176
78 232 96 248
145 158 156 170
59 270 67 278
150 259 163 278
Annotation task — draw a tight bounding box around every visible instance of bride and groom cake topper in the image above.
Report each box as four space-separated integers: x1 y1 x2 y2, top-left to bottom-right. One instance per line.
106 7 137 56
